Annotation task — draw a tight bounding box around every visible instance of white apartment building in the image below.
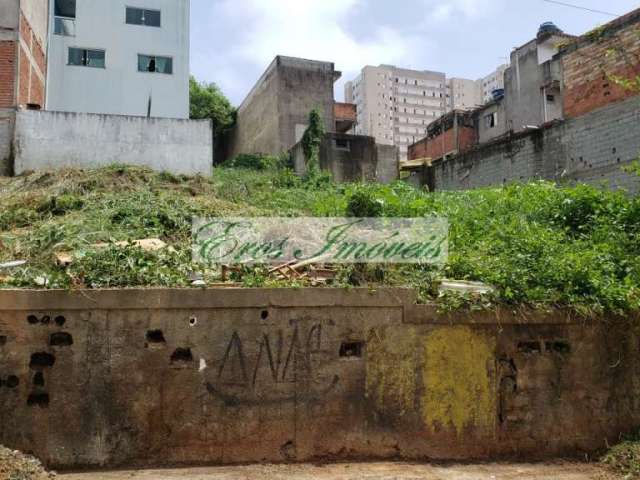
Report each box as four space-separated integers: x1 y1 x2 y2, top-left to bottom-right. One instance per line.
345 65 447 160
46 0 189 119
477 64 508 104
447 78 482 111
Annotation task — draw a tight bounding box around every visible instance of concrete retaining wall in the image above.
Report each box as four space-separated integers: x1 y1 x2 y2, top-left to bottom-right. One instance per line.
13 110 213 176
0 288 638 469
428 95 640 194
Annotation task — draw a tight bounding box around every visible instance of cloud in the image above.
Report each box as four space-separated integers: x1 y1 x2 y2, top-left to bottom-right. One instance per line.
202 0 425 102
425 0 497 22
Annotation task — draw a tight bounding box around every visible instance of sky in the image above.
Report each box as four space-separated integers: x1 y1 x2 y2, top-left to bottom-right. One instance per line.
189 0 640 106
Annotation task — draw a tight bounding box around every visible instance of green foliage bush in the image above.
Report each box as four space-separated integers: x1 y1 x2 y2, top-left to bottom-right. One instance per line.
225 153 290 171
602 432 640 479
0 165 638 314
189 76 236 135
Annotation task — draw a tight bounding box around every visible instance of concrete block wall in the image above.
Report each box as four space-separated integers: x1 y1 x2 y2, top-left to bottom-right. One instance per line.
13 110 213 176
0 288 639 469
428 95 640 193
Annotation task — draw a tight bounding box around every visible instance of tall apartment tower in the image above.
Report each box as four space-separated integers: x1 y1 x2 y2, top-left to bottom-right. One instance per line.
46 0 190 119
446 78 482 110
478 64 508 103
345 65 447 160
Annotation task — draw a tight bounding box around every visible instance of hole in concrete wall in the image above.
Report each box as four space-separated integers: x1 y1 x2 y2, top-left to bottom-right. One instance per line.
33 372 44 387
280 440 296 461
6 376 19 389
546 341 571 355
170 348 193 363
50 332 73 347
517 341 541 354
612 147 617 154
54 316 66 326
261 310 269 320
27 393 49 407
27 315 39 325
146 330 166 344
40 316 50 325
189 317 198 327
30 352 56 369
0 336 6 346
339 341 364 358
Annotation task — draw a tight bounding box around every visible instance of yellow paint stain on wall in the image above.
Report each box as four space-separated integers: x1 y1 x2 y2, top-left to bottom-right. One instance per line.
365 326 417 419
422 326 496 435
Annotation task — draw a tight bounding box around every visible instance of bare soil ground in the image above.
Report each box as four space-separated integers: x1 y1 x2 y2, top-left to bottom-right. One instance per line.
59 462 614 480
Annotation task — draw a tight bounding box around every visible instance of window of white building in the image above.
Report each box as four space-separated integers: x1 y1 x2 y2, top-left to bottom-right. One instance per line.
126 7 161 27
68 48 105 68
138 54 173 74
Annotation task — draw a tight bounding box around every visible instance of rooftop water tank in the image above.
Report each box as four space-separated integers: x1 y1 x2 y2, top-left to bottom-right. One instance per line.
538 22 562 37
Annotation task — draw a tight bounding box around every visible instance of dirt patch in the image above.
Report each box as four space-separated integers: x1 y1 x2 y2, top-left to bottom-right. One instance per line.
0 445 54 480
59 462 611 480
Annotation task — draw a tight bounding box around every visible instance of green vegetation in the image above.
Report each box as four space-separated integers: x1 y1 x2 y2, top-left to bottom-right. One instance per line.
189 76 236 135
0 163 638 315
602 432 640 479
301 108 326 181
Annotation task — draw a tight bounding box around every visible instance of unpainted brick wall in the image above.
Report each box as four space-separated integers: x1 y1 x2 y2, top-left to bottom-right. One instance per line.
409 126 476 161
562 9 640 118
428 95 640 194
0 41 16 108
17 12 46 108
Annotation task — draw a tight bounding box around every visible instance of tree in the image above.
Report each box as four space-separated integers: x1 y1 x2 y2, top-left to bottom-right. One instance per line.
301 108 325 173
189 76 236 135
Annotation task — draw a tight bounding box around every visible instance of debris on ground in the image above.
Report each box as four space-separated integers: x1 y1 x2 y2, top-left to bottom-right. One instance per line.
0 445 55 480
438 280 495 295
0 260 26 269
55 239 169 267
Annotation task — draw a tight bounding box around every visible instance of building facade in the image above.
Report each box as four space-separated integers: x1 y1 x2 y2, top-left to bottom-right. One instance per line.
477 64 508 104
0 0 48 175
345 65 448 160
447 77 482 110
46 0 189 119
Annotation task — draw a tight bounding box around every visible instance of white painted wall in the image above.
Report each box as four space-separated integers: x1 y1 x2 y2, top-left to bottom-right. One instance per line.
45 0 189 119
14 110 212 175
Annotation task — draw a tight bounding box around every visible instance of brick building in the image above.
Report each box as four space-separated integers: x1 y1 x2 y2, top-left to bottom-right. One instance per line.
408 110 476 162
561 8 640 118
0 0 48 175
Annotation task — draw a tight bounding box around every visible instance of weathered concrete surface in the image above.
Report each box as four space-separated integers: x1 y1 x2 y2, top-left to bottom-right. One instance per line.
0 288 638 470
227 56 339 160
59 462 609 480
292 133 399 183
0 111 14 176
13 110 213 176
